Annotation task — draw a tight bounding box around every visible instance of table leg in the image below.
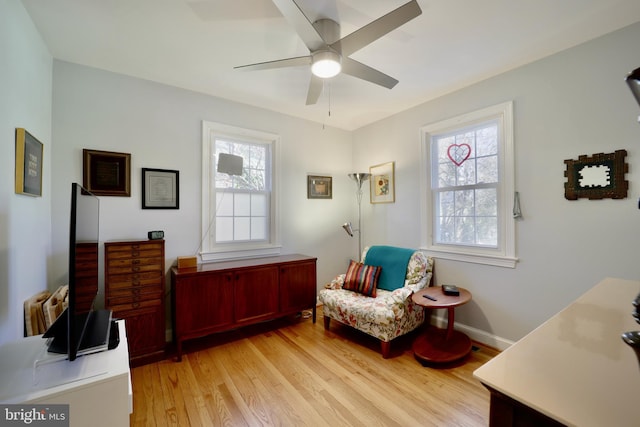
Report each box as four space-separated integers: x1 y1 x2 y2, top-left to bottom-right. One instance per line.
446 307 455 340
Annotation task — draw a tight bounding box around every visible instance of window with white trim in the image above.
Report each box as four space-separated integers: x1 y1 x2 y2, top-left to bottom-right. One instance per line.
201 121 280 261
420 101 517 268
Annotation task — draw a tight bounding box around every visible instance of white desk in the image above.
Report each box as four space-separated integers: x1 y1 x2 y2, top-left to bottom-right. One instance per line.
0 320 132 427
474 278 640 426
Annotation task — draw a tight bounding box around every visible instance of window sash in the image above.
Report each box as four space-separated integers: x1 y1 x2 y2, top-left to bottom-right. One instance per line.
433 186 499 248
213 137 271 245
214 189 270 243
214 138 270 191
430 119 501 249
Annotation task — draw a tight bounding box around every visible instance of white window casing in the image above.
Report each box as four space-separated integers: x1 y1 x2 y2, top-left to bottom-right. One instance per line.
420 101 517 268
201 121 281 262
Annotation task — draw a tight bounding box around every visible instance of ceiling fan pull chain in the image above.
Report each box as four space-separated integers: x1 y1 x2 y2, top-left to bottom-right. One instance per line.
328 81 331 117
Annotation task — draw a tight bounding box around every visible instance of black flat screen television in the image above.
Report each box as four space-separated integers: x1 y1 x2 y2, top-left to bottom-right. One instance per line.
43 183 111 361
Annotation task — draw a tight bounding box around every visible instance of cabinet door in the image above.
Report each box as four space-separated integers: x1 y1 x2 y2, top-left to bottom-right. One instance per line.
234 266 279 324
279 261 316 313
175 272 234 335
118 304 165 358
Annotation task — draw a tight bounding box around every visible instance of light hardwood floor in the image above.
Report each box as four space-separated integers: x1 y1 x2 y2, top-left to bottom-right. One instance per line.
130 308 498 426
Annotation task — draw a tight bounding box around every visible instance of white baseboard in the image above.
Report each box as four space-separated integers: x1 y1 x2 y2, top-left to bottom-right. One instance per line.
431 315 514 352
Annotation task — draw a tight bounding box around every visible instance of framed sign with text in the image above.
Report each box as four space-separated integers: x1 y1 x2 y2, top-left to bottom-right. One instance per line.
15 128 43 197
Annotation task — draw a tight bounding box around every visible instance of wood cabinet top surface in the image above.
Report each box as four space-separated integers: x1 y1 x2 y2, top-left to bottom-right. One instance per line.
172 254 316 276
105 239 164 246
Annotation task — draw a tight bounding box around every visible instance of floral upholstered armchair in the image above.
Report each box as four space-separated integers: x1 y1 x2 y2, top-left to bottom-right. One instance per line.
318 246 434 358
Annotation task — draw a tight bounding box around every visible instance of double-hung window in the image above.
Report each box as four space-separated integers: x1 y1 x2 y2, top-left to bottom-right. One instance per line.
420 101 516 268
201 121 280 261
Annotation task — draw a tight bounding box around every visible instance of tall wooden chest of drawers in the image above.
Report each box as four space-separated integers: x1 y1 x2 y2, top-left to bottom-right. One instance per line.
105 240 165 365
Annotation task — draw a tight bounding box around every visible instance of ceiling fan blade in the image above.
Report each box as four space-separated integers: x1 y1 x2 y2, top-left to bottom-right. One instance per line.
330 0 422 56
234 55 310 71
272 0 327 52
306 75 323 105
341 57 398 89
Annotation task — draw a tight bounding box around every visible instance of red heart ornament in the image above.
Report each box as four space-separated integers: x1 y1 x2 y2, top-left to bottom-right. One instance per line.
447 143 471 166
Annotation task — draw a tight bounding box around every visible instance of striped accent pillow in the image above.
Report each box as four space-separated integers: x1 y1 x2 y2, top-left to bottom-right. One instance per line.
343 260 382 297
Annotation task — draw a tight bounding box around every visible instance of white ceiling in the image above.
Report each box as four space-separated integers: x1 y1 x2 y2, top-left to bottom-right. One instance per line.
21 0 640 130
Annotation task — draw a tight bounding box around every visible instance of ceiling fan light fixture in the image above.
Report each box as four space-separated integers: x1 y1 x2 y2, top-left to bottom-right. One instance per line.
311 50 342 79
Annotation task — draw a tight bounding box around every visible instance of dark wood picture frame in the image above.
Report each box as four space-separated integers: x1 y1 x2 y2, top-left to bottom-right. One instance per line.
564 150 628 200
307 175 332 199
142 168 179 209
83 149 131 196
15 128 43 197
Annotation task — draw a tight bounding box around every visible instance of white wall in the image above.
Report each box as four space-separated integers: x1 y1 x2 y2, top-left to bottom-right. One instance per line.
0 0 52 342
51 61 356 307
354 22 640 346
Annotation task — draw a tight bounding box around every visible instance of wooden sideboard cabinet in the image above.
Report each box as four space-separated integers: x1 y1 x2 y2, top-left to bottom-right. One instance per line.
171 254 317 361
105 239 166 365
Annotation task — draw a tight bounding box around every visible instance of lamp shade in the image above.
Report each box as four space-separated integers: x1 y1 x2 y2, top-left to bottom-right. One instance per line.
217 153 243 176
311 50 342 79
627 67 640 109
342 222 354 237
348 173 371 190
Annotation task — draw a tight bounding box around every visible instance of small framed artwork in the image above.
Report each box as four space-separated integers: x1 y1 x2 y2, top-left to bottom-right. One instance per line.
83 149 131 196
307 175 332 199
142 168 179 209
370 161 395 204
564 150 628 200
15 128 43 197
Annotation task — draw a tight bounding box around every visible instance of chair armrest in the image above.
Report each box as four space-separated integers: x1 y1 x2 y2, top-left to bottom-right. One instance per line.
404 270 432 292
324 274 345 290
389 286 414 303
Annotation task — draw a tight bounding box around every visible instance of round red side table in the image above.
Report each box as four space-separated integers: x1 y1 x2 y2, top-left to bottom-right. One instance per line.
412 286 472 363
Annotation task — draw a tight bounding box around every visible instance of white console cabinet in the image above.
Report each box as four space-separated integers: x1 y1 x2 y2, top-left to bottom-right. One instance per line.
474 278 640 426
0 320 132 427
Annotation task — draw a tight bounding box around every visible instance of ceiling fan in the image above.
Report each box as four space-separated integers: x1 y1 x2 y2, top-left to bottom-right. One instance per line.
235 0 422 105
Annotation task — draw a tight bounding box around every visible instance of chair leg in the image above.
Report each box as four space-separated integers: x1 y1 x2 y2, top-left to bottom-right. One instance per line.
323 316 331 330
381 340 391 358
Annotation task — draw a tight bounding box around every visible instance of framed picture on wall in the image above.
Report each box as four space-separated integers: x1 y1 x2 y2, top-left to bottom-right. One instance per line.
370 161 395 204
307 175 332 199
83 149 131 196
15 128 43 197
142 168 179 209
564 150 628 200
